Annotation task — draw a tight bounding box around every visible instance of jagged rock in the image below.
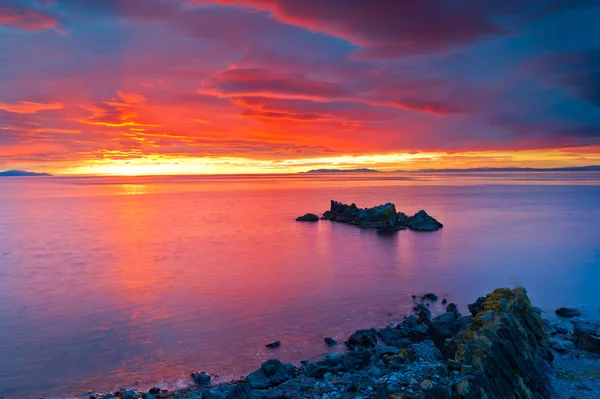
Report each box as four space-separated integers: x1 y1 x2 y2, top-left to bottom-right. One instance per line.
340 348 371 371
319 200 443 232
467 296 486 316
553 320 569 334
295 213 319 222
430 311 470 348
399 210 444 231
323 336 337 346
446 303 462 318
572 319 600 354
445 287 555 399
555 307 581 318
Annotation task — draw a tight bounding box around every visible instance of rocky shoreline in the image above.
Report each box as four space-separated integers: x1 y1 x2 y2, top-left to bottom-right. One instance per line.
85 288 600 399
297 200 443 232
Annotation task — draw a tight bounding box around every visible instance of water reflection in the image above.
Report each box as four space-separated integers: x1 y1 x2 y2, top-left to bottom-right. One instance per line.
0 173 599 398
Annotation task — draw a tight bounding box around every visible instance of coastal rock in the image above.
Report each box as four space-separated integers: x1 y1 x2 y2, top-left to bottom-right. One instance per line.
549 337 575 353
555 307 581 318
247 359 296 389
421 293 439 301
295 213 319 222
346 328 378 349
191 371 211 387
572 319 600 354
265 340 281 349
323 337 337 346
400 210 444 231
445 287 555 399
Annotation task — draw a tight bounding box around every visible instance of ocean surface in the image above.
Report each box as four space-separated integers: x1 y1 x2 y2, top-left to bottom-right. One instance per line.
0 172 599 398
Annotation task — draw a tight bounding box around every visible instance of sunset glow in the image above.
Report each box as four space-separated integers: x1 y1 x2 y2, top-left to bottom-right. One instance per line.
1 1 599 175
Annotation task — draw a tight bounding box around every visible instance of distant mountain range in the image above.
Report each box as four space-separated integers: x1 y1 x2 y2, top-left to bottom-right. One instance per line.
0 170 53 177
305 168 380 173
395 166 600 173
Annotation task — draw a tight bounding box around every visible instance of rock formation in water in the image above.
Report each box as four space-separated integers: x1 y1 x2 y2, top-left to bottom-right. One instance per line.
320 200 443 231
295 213 320 222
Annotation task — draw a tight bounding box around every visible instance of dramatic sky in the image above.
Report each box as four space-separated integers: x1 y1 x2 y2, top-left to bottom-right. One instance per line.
1 0 600 174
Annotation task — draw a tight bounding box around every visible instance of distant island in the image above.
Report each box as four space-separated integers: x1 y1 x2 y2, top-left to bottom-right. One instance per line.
0 170 53 177
305 168 380 173
395 166 600 173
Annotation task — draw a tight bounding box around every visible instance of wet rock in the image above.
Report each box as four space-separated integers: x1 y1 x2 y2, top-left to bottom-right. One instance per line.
346 328 378 349
148 388 161 395
374 345 400 358
324 337 337 346
140 394 154 399
340 348 371 371
191 371 212 387
556 307 581 318
295 213 319 222
445 287 555 399
247 359 296 389
572 319 600 354
422 293 439 301
553 320 570 335
549 337 575 353
413 303 432 323
441 298 448 305
265 340 281 349
122 391 140 399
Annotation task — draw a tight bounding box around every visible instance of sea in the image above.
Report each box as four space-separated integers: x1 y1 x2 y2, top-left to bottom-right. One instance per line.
0 172 599 398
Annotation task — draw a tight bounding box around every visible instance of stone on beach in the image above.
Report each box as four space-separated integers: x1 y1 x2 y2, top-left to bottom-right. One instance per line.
190 371 211 387
572 318 600 354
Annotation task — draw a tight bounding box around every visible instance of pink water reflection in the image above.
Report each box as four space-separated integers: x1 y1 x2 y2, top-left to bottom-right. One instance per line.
0 173 599 397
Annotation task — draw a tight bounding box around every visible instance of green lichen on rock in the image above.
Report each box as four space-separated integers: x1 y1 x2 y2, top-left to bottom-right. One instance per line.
445 287 554 399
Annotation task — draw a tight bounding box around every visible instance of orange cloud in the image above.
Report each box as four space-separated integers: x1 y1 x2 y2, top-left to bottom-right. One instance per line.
0 101 64 114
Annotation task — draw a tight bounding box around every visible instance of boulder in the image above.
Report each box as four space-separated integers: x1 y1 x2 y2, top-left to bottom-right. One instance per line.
421 293 439 301
555 307 581 318
445 287 555 399
549 337 575 353
265 340 281 349
247 359 296 389
572 319 600 354
346 328 378 349
323 337 337 346
191 371 211 387
295 213 319 222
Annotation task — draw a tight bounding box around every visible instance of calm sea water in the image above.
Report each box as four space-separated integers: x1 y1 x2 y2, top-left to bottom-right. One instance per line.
0 172 599 398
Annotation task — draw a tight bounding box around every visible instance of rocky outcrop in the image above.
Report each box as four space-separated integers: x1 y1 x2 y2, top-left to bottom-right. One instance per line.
445 287 555 399
320 200 443 232
91 287 566 399
295 213 319 222
398 210 444 231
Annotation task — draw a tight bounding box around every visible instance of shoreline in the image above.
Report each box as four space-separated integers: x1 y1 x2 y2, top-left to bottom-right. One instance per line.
77 288 600 399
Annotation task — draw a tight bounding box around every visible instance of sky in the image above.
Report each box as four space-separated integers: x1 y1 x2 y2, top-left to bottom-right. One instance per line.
1 0 600 175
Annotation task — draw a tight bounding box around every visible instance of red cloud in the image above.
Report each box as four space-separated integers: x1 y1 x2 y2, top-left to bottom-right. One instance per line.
0 101 64 114
198 0 508 57
0 6 58 31
199 68 348 101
